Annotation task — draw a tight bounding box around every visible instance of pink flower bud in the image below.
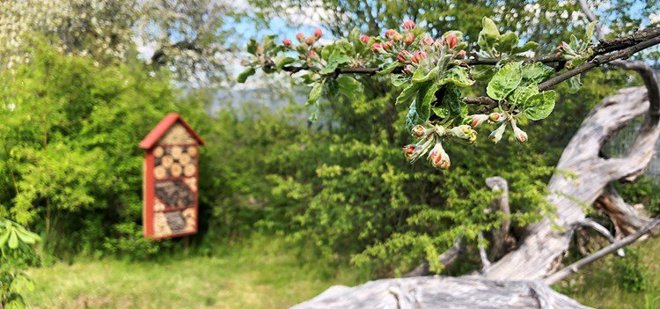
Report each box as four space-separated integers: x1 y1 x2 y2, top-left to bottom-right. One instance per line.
282 38 292 47
456 50 466 59
411 125 428 138
305 36 316 45
314 28 323 38
428 143 450 170
296 32 305 42
411 51 427 64
307 49 318 60
403 65 415 74
443 33 459 49
360 35 371 43
468 114 489 127
489 123 507 143
403 144 417 160
512 121 528 143
371 43 386 54
402 20 416 30
397 50 412 63
385 29 398 39
392 32 403 42
404 32 415 45
383 41 394 51
449 125 477 143
421 35 434 46
489 112 505 123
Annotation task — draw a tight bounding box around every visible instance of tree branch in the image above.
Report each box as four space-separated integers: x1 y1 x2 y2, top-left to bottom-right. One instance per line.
543 218 659 285
538 34 660 91
404 237 463 277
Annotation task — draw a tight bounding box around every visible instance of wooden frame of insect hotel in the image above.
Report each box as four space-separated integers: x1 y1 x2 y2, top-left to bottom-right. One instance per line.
139 113 204 239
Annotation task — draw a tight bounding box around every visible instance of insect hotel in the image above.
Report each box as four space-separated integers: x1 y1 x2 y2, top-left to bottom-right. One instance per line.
139 113 204 239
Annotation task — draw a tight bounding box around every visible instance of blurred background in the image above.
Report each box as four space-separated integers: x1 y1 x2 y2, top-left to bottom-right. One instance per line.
0 0 658 308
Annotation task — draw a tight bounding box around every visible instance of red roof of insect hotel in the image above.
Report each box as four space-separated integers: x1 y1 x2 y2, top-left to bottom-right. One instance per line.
139 113 205 150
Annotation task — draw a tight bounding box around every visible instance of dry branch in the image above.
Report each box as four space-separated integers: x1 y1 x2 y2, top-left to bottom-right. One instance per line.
544 218 659 285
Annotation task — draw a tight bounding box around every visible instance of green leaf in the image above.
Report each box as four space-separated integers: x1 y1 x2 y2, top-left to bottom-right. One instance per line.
307 81 324 105
521 63 554 84
391 74 408 88
412 66 439 83
263 34 277 50
274 56 296 70
438 67 474 87
396 82 422 106
237 67 256 83
478 17 500 51
379 62 401 75
523 91 557 121
405 82 438 131
432 106 450 118
568 75 582 94
495 31 519 53
583 21 596 49
247 39 258 55
8 229 18 249
319 51 351 74
486 62 522 100
336 76 363 100
443 85 467 120
0 229 10 247
510 84 539 107
512 41 539 54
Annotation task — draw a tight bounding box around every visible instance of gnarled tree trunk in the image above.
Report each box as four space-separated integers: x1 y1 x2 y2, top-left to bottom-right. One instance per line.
484 86 658 280
294 86 658 308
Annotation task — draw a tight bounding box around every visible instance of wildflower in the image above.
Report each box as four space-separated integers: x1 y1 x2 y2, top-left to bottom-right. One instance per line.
314 28 323 38
360 35 371 43
282 38 292 47
296 32 305 42
402 20 416 30
307 49 318 60
397 50 412 63
468 114 489 127
404 32 415 45
489 123 507 143
305 36 316 45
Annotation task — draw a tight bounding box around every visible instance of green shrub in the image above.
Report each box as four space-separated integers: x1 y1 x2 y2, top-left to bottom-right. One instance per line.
613 248 647 293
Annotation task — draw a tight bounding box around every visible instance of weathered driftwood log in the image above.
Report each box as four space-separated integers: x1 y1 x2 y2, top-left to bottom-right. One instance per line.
292 277 590 309
483 86 659 280
295 86 658 308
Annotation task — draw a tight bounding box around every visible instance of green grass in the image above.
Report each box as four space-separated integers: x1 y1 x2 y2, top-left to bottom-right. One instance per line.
25 235 659 309
24 235 367 308
554 236 660 309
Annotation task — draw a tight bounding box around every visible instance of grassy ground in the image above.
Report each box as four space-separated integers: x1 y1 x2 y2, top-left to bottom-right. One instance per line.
25 236 367 309
554 236 660 309
25 235 658 309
